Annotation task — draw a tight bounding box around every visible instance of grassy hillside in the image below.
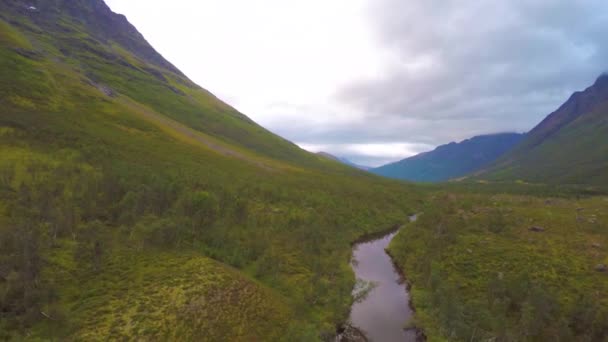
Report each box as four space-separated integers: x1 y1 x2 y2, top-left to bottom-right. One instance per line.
389 189 608 341
0 2 422 340
372 133 524 182
480 75 608 186
483 104 608 185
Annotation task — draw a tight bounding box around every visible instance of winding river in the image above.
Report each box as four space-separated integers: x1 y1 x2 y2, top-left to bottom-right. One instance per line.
346 216 418 342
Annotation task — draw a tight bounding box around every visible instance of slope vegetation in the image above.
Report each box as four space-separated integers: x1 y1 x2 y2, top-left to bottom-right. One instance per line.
481 75 608 186
0 1 420 339
389 190 608 341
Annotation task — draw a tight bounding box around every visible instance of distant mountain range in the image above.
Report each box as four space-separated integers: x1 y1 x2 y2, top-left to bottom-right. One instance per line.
317 152 372 171
369 133 524 182
479 74 608 185
367 74 608 185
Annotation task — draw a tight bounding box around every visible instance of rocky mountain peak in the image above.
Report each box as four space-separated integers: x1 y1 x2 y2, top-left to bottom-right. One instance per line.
594 72 608 88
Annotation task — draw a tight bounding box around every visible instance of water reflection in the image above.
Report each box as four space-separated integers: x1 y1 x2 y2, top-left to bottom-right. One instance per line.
347 217 417 342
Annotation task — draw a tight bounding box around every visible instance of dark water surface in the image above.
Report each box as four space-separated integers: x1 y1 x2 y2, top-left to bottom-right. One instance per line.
348 219 417 342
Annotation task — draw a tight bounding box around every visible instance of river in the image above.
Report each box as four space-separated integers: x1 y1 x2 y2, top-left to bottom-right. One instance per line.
343 216 418 342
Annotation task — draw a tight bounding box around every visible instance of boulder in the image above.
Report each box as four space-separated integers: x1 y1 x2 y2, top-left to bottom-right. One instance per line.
595 264 607 273
529 226 545 232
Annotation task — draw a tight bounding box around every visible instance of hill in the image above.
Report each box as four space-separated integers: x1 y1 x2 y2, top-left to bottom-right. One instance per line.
480 74 608 186
0 1 419 339
371 133 524 182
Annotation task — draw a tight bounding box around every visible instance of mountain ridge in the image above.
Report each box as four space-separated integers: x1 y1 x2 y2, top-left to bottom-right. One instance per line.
2 0 184 75
517 73 608 151
371 132 524 182
0 0 342 169
479 74 608 185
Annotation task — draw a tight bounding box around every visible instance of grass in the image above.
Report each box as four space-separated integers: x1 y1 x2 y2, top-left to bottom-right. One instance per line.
35 247 295 341
0 19 31 49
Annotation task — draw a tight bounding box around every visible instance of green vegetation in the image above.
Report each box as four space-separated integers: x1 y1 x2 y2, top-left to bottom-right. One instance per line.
481 75 608 186
389 190 608 341
0 19 31 49
0 3 419 340
39 251 295 341
2 1 607 341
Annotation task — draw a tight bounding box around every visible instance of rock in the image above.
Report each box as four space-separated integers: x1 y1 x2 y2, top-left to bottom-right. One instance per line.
591 243 601 249
97 84 115 97
13 48 43 60
529 226 545 232
337 324 368 342
595 264 608 273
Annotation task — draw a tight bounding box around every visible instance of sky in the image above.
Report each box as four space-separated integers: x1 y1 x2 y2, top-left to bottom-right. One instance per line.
105 0 608 167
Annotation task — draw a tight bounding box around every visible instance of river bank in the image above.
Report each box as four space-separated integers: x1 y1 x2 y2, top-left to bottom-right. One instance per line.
338 215 422 342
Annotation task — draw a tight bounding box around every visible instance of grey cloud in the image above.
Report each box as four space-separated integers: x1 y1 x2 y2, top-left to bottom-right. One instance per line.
335 0 608 148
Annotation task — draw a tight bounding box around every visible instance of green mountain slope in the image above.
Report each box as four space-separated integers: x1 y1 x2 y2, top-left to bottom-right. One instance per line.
0 0 341 170
480 75 608 186
0 1 421 339
371 133 524 182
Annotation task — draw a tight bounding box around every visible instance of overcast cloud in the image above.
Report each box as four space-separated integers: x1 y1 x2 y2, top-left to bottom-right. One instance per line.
105 0 608 166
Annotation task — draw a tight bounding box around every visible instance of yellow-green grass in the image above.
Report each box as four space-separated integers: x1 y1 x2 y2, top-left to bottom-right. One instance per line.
34 246 294 341
0 19 31 49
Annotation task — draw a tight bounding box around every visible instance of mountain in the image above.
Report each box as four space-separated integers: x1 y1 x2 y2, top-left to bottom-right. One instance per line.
371 133 524 182
0 0 336 169
0 1 419 340
480 74 608 185
317 152 371 171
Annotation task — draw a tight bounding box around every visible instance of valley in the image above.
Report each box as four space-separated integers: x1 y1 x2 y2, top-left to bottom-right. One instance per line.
0 0 607 341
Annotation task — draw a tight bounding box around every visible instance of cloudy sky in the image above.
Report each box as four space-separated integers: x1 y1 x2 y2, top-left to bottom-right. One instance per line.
105 0 608 166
